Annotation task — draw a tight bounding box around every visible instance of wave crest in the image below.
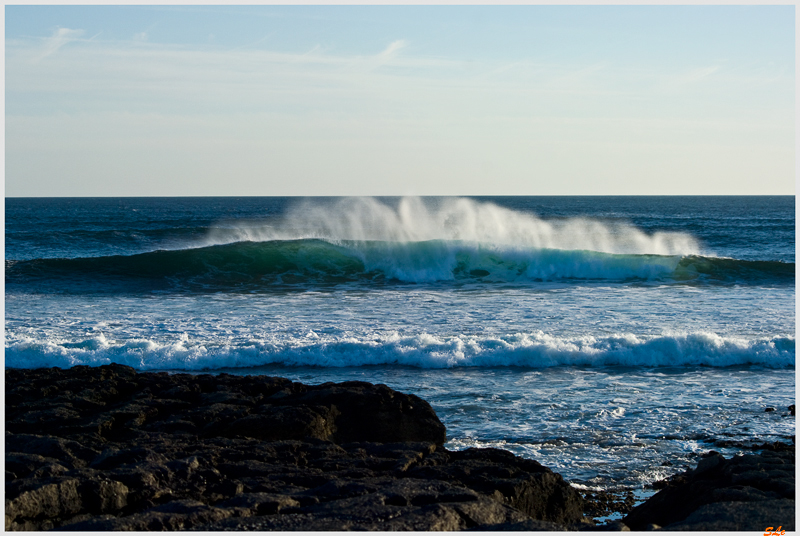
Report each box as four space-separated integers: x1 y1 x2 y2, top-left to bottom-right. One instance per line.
204 197 703 256
5 332 794 370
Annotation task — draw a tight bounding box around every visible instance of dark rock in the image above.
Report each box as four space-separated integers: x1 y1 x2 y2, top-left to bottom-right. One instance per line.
221 405 338 441
405 446 584 525
215 492 300 515
5 478 83 530
664 499 795 531
568 519 631 531
600 520 631 531
198 493 529 531
9 364 793 531
5 434 99 469
291 381 447 444
91 447 169 469
77 477 129 514
706 437 795 453
694 450 724 474
5 453 65 480
581 489 636 518
470 518 569 531
664 499 795 532
59 499 235 531
5 364 576 531
624 450 795 531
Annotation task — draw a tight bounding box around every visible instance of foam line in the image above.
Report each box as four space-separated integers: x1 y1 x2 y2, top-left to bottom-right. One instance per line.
5 332 794 370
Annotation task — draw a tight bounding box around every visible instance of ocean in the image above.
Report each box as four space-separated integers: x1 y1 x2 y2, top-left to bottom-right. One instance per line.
5 195 795 501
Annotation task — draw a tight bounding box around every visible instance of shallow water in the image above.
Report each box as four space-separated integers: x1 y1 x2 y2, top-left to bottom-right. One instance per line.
203 363 795 492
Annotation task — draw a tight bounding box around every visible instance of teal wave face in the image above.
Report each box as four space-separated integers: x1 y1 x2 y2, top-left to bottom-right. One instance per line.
5 239 795 293
5 240 372 291
350 240 684 282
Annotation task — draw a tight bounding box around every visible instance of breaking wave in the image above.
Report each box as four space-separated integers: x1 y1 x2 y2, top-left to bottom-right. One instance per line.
5 239 793 292
6 198 792 292
202 196 703 255
5 331 794 371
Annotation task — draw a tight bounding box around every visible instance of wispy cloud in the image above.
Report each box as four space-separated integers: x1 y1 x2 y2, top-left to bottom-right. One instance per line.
38 27 84 60
672 66 720 87
133 22 160 44
8 36 457 98
346 39 410 71
378 39 408 61
6 32 790 133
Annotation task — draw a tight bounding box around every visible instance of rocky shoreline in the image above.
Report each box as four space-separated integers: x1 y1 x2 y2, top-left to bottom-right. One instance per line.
5 364 795 531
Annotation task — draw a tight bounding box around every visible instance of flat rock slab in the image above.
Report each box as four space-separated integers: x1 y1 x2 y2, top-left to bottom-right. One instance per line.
6 364 584 531
6 364 446 446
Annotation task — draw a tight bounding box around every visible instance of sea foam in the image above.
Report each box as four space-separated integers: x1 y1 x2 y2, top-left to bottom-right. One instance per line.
6 331 794 371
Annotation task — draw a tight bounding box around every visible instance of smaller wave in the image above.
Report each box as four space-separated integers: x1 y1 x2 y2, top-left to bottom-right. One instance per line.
5 332 794 371
6 226 212 261
674 255 795 282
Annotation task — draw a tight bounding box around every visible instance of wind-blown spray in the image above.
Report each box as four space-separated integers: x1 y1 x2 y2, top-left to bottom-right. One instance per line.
203 197 704 255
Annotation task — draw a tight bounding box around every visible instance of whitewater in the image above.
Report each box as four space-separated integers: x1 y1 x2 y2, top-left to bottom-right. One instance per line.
5 195 795 496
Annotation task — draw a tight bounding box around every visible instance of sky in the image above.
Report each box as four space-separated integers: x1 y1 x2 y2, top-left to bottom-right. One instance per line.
4 4 796 196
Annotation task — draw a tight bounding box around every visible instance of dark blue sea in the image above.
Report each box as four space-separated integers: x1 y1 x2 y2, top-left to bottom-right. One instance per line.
5 196 795 501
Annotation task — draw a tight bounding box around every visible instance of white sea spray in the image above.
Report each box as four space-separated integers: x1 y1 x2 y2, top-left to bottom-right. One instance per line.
202 196 704 256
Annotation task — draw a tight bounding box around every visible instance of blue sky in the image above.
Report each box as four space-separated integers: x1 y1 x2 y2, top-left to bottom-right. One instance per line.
5 5 795 196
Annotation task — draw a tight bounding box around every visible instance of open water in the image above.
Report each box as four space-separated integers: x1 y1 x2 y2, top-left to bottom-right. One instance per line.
5 195 795 497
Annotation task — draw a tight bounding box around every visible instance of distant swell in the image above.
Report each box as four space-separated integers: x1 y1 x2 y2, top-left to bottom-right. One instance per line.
5 332 794 370
5 239 794 292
